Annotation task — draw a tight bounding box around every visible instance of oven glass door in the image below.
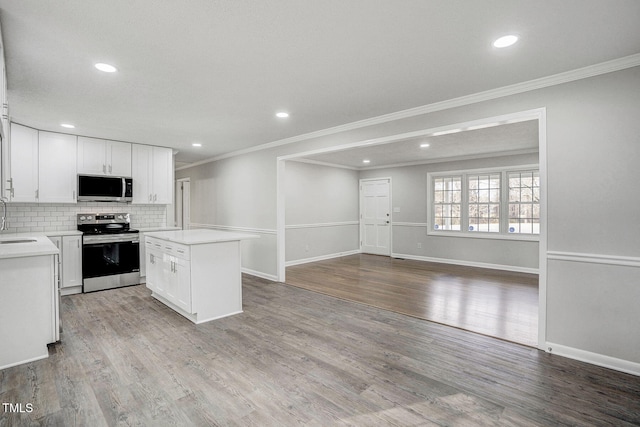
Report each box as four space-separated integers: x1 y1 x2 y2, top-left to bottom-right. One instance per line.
82 239 140 278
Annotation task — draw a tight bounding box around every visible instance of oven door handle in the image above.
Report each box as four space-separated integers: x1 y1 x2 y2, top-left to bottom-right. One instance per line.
83 235 140 244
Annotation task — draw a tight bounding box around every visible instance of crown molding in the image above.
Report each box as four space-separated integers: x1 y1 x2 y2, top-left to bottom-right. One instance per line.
176 53 640 171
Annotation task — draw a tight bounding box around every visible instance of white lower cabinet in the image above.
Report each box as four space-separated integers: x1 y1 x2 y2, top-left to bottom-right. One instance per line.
145 238 191 312
144 231 249 324
163 254 191 313
49 234 83 295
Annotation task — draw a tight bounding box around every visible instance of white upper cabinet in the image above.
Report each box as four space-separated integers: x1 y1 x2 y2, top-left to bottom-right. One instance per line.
132 144 173 204
77 136 131 176
8 125 77 203
38 131 77 203
8 123 38 202
152 146 173 204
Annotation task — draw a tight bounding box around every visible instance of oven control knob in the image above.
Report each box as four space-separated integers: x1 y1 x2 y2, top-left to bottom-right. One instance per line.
86 216 92 220
117 215 123 220
79 216 85 220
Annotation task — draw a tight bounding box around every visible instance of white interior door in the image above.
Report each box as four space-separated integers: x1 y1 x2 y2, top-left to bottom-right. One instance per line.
360 179 391 256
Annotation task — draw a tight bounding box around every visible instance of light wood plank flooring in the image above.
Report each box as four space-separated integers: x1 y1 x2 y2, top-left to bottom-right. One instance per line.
1 277 639 426
286 254 538 346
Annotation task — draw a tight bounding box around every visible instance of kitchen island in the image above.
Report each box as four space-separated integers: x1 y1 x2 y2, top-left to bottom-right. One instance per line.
0 236 59 370
144 229 259 324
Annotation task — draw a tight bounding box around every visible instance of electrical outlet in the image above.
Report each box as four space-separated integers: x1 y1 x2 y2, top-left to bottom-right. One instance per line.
417 243 422 249
305 244 309 252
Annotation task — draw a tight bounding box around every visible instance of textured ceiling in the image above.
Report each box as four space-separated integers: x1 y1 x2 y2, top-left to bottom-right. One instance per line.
1 1 639 167
296 120 539 170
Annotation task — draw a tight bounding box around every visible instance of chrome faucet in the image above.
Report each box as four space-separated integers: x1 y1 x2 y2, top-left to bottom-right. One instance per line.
0 196 8 231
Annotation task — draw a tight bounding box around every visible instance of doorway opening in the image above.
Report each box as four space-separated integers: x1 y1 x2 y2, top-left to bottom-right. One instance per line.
277 108 547 348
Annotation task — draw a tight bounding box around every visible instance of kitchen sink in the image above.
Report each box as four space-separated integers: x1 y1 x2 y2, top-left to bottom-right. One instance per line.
0 238 38 244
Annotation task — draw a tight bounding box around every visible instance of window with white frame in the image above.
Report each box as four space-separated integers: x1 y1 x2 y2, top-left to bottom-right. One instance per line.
507 170 540 234
429 167 540 238
433 176 461 231
467 173 501 233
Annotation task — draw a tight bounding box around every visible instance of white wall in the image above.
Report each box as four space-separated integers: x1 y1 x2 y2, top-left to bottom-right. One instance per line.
177 65 640 374
359 153 540 271
284 160 359 264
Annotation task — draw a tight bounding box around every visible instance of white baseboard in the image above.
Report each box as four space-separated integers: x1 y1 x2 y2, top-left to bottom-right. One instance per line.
285 249 361 267
391 253 539 274
546 342 640 377
242 268 278 282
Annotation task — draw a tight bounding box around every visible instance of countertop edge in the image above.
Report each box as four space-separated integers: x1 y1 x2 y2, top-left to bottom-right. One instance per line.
145 229 260 245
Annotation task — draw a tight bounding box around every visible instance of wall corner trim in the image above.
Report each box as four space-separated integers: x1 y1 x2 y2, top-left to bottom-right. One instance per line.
242 268 278 282
285 250 361 267
391 253 539 275
545 342 640 377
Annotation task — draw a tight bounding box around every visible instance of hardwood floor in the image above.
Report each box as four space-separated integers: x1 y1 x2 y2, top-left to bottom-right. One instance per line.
1 277 639 426
286 254 538 346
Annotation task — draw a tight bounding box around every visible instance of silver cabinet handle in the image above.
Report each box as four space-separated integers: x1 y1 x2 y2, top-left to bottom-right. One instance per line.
103 164 106 173
108 164 112 174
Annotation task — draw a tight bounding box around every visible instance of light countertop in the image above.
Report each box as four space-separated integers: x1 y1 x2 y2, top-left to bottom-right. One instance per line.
145 229 259 245
0 235 59 259
138 226 181 233
0 230 83 238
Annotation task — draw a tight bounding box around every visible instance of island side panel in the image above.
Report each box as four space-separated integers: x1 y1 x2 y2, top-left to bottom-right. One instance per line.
0 255 55 370
191 240 243 323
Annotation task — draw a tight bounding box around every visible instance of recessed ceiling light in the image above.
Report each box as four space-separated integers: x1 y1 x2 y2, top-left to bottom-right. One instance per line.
192 143 202 147
276 112 289 118
420 143 430 148
95 63 118 73
362 159 371 164
60 123 75 129
493 35 518 48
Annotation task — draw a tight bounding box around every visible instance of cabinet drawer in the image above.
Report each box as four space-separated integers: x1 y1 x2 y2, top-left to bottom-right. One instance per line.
162 242 190 260
145 237 190 259
145 236 163 250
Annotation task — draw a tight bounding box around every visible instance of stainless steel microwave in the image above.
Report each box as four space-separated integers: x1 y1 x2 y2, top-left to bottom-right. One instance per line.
77 175 133 202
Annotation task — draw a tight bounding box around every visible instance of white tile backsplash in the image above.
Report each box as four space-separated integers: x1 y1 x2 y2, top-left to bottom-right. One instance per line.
0 202 168 234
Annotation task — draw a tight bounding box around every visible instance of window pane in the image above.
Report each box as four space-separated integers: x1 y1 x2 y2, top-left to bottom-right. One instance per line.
507 170 540 234
468 174 500 233
433 176 462 231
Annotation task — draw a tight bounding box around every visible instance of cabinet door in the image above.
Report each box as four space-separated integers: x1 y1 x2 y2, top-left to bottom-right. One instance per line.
61 235 82 288
164 255 191 313
145 248 161 292
48 236 63 291
131 144 152 204
77 136 107 175
108 141 132 176
38 132 77 203
151 147 173 204
9 123 38 202
173 257 191 313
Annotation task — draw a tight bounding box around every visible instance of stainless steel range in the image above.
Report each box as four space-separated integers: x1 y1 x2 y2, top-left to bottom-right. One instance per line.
78 213 140 293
